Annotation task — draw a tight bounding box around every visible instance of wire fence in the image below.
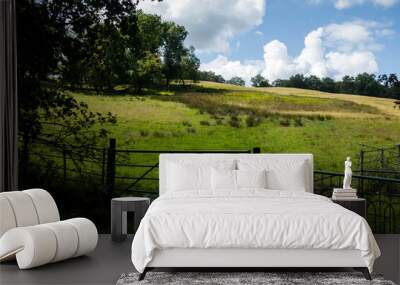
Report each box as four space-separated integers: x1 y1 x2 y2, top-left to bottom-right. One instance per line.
25 138 400 233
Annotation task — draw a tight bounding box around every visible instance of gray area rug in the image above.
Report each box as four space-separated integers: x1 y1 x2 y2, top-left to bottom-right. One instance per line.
116 272 396 285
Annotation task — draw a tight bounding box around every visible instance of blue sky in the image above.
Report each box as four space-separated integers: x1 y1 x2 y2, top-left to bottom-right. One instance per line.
140 0 399 83
231 0 399 73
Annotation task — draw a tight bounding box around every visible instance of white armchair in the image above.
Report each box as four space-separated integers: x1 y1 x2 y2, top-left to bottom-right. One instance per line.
0 189 98 269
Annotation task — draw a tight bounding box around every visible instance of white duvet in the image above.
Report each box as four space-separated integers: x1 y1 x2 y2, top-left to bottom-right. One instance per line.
131 190 380 273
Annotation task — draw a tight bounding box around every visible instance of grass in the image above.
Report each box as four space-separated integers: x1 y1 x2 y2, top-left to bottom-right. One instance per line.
65 82 400 175
29 82 400 234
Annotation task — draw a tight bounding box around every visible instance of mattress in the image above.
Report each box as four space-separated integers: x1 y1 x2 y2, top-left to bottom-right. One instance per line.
131 190 380 273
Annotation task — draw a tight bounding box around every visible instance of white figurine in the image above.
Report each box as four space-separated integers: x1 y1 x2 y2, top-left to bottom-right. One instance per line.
343 157 352 189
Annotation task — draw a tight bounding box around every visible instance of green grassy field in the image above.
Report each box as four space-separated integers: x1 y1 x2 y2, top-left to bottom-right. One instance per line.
67 81 400 172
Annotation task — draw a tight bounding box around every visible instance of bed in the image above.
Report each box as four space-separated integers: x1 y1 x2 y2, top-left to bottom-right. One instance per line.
131 154 380 280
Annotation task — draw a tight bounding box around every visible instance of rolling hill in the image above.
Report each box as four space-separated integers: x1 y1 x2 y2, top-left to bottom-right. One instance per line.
69 81 400 171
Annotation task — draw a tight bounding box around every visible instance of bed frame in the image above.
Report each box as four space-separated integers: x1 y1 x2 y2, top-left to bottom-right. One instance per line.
138 154 372 281
139 248 370 280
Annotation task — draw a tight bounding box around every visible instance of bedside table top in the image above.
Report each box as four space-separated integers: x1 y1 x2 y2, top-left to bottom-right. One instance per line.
331 198 366 202
112 197 150 202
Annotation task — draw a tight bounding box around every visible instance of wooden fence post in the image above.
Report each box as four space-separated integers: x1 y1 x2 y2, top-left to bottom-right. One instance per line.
106 138 116 198
252 147 261 153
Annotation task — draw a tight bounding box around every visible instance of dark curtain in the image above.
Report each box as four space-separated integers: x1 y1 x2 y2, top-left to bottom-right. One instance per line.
0 0 18 192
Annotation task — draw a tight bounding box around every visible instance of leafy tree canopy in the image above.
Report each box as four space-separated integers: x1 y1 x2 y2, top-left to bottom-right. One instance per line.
251 74 270 87
227 76 246 86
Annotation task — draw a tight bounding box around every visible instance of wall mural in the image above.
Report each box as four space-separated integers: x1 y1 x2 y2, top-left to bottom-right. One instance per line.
17 0 400 233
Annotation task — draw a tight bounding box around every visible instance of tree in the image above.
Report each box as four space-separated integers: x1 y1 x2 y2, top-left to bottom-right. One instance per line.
133 52 163 92
388 74 399 88
353 73 384 97
197 71 226 83
227 76 245 86
287 74 306 88
125 12 164 91
161 22 188 87
17 0 122 183
378 74 389 88
251 74 270 87
304 75 322 90
272 79 290 87
320 77 336 93
337 76 354 94
386 74 400 99
181 46 201 83
260 71 398 99
56 0 139 91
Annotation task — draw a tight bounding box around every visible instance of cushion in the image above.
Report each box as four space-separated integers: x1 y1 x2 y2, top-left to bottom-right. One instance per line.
0 196 16 237
167 162 211 191
238 159 309 191
236 169 267 189
1 191 39 227
0 218 97 269
211 168 237 191
65 218 98 257
24 189 60 224
0 189 60 237
166 159 236 192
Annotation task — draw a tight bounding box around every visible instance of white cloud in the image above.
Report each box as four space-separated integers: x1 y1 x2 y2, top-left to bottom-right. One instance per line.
308 0 399 9
335 0 363 9
262 40 297 81
200 55 263 85
377 28 395 37
263 20 382 80
202 20 388 83
255 30 263 36
138 0 265 53
325 51 378 77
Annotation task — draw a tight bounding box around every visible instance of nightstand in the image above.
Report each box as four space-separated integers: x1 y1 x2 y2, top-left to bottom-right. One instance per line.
111 197 150 242
332 198 366 219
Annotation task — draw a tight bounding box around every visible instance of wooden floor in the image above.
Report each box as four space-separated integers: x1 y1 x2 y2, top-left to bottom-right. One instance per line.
0 234 399 285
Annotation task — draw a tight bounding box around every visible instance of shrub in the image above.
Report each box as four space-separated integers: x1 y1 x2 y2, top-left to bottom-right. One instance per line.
211 114 223 120
279 118 291 127
153 131 166 137
294 117 303 127
229 115 241 128
215 118 224 125
246 115 262 127
182 120 192 127
172 131 183 137
139 130 149 137
186 127 196 134
200 120 211 126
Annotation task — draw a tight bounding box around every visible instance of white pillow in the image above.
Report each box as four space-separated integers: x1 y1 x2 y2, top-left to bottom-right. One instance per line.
266 163 307 191
238 159 309 192
211 168 237 191
236 169 267 189
166 159 236 193
167 162 211 191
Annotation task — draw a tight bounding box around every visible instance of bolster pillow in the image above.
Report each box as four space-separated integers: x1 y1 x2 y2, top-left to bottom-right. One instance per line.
0 218 98 269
